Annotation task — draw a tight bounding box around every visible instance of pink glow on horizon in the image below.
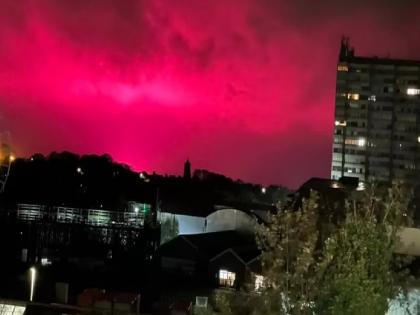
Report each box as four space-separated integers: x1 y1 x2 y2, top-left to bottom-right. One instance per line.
1 0 420 188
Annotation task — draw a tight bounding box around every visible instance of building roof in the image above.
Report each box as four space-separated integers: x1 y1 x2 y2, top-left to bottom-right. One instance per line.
159 235 202 261
161 202 276 219
343 56 420 67
160 201 213 217
182 231 257 258
15 302 86 315
339 38 420 66
159 230 259 263
209 247 261 265
297 177 358 196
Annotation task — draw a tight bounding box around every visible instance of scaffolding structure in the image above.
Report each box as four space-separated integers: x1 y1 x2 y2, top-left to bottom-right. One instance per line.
16 204 149 228
9 203 159 265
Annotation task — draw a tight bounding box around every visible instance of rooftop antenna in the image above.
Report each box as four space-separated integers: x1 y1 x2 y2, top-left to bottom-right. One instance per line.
339 35 354 60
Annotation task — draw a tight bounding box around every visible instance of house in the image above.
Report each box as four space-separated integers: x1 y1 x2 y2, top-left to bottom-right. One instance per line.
159 231 261 292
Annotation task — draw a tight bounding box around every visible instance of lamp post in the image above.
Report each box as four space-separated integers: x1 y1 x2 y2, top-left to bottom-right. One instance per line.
29 267 36 302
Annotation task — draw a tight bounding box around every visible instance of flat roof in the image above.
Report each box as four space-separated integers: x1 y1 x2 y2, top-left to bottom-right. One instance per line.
341 56 420 67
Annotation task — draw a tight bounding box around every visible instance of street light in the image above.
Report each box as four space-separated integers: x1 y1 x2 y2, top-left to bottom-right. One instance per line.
29 267 36 302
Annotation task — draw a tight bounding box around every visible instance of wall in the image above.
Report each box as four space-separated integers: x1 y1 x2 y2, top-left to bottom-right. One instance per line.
394 227 420 256
160 208 255 235
160 212 206 235
205 209 254 233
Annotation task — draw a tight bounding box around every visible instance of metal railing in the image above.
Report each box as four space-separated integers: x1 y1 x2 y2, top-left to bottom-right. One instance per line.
16 204 147 228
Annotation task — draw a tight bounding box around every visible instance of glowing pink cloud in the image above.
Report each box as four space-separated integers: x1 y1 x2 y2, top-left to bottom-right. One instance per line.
1 0 420 188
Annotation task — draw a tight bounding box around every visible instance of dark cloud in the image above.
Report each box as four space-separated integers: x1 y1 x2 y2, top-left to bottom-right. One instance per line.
1 0 420 187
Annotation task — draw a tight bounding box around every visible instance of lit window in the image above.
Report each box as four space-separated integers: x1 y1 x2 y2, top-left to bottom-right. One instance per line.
418 136 420 143
357 138 366 147
331 182 340 189
335 120 347 127
255 275 265 291
344 138 366 147
337 65 348 72
347 93 359 100
368 95 376 102
41 257 52 266
357 182 366 191
407 88 420 96
219 269 236 287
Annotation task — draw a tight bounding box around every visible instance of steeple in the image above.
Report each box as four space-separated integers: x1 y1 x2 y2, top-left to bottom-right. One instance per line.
183 159 191 180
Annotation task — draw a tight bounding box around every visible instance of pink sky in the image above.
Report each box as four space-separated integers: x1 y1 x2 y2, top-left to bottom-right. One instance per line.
1 0 420 188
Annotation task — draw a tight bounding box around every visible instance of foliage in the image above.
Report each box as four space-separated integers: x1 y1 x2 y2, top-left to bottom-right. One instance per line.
161 215 179 244
315 183 412 315
253 192 319 315
2 152 287 210
214 182 414 315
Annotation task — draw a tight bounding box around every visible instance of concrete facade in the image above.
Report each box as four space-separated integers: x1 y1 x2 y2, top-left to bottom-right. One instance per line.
331 38 420 184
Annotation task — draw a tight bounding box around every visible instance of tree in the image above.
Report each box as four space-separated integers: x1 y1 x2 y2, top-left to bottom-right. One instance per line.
314 183 413 315
251 191 320 315
213 182 414 315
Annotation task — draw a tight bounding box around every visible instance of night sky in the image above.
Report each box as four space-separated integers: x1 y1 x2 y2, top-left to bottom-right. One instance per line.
1 0 420 188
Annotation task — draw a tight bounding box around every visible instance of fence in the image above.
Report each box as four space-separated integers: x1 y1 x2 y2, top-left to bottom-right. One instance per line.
16 204 147 228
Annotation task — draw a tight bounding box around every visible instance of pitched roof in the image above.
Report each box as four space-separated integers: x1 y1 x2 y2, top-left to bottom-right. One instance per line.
182 231 256 258
161 202 276 218
160 231 259 262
